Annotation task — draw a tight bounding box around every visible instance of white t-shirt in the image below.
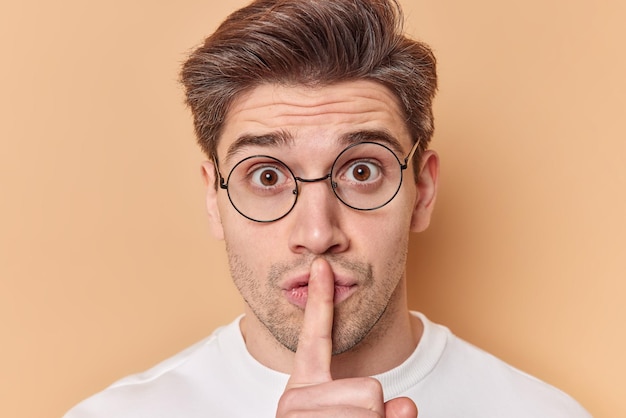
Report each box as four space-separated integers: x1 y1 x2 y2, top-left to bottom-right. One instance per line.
64 312 591 417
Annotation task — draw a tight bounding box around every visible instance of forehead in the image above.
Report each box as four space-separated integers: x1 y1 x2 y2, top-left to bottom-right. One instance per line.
217 80 411 163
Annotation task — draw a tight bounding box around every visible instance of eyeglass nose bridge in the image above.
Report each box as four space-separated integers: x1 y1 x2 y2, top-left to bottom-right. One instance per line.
292 172 337 199
293 172 337 194
294 173 332 184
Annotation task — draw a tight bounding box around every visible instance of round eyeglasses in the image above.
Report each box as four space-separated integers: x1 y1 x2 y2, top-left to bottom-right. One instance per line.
215 140 420 223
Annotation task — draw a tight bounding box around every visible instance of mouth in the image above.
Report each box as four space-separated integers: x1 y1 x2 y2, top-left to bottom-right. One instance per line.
281 277 357 309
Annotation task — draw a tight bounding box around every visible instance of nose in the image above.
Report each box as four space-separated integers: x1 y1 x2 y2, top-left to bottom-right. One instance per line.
287 180 350 256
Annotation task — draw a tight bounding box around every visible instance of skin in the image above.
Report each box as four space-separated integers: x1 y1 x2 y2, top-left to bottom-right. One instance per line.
201 80 439 416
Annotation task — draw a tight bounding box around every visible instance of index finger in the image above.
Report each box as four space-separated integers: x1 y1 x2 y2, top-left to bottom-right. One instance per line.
286 257 335 388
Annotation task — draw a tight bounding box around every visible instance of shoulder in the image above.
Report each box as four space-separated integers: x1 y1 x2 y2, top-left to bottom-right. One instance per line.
63 319 240 418
446 334 589 415
411 313 592 417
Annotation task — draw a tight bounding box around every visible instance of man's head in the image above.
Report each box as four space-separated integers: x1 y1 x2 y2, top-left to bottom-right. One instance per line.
180 0 439 359
181 0 437 167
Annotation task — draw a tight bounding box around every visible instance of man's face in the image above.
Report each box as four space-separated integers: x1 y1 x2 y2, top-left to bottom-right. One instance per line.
203 80 436 354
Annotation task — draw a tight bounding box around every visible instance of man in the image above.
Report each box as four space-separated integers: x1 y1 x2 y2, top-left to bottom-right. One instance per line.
65 0 591 416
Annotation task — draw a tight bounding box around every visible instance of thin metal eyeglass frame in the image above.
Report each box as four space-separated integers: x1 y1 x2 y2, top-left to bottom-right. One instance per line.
214 140 421 223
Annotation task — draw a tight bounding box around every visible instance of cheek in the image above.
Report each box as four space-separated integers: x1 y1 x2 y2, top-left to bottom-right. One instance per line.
352 214 411 258
222 218 280 266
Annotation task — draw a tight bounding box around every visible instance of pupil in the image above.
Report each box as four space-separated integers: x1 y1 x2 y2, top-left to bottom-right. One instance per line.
261 170 277 186
353 164 370 181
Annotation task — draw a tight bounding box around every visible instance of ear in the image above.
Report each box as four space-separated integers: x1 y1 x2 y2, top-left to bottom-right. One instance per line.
410 150 439 233
201 161 225 240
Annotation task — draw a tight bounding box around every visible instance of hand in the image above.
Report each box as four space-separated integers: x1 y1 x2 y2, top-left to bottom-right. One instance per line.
276 258 418 417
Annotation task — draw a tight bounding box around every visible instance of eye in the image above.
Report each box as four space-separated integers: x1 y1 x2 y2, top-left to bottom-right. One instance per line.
345 161 380 183
250 166 287 188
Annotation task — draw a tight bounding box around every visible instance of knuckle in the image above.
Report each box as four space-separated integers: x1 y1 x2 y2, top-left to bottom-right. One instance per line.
277 388 300 413
359 377 383 395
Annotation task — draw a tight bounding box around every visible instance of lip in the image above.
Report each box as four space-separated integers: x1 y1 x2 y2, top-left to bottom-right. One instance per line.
281 273 357 309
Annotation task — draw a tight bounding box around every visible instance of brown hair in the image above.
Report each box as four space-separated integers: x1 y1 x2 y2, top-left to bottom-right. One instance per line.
180 0 437 165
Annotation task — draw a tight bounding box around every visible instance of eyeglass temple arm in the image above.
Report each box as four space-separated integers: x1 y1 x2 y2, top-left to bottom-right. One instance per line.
212 156 229 190
401 139 421 169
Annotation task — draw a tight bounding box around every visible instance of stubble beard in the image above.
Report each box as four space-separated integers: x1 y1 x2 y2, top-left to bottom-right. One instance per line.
226 246 408 356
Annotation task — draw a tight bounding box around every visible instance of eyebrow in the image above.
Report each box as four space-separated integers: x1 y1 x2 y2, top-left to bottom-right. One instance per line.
225 130 294 163
337 129 405 155
223 128 406 164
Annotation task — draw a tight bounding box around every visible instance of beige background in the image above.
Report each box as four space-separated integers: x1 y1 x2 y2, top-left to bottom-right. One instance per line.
1 0 624 417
